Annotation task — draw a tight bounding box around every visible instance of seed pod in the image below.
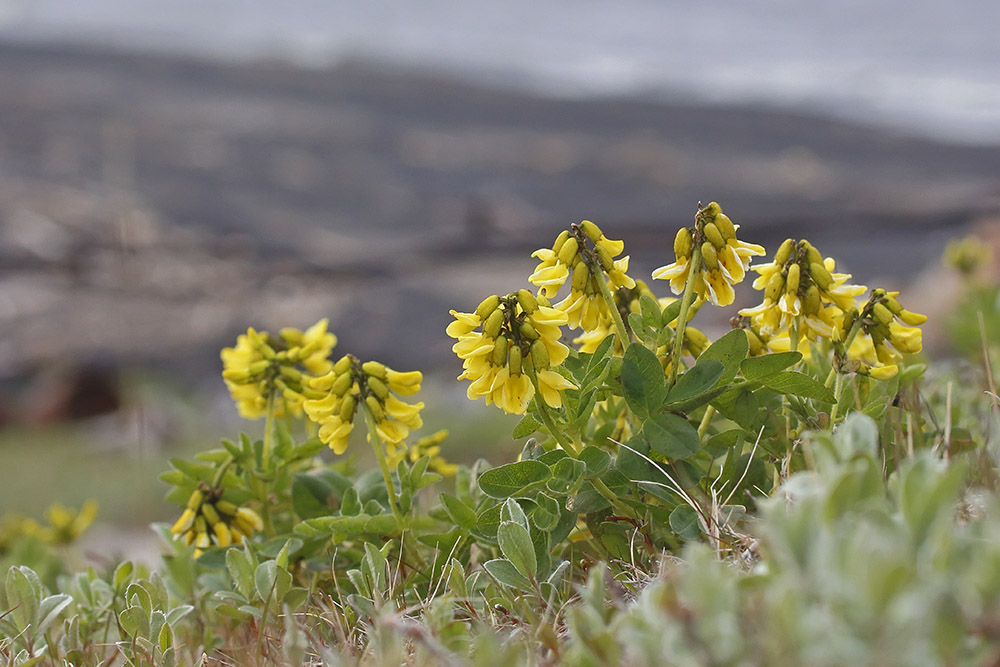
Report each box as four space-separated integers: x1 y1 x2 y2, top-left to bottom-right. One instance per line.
764 271 785 302
774 238 795 265
785 263 800 296
339 394 357 421
201 503 221 526
873 302 894 326
596 245 614 271
475 294 501 320
701 242 719 271
519 321 539 340
509 344 523 375
804 285 821 314
367 376 390 400
714 213 736 239
361 360 387 380
365 395 385 422
330 371 353 397
558 236 579 265
483 308 505 339
809 261 833 290
572 260 590 291
703 222 725 250
674 227 693 259
186 489 205 511
491 335 509 366
580 220 603 242
530 339 550 369
551 230 570 256
516 289 538 314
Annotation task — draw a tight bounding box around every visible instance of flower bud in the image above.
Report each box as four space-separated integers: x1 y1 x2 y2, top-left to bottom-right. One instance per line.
873 303 894 326
803 242 823 267
201 503 221 526
701 242 718 270
558 236 579 265
684 327 710 357
279 365 302 382
703 222 725 250
215 500 238 516
171 508 196 534
483 308 505 339
365 395 385 422
551 230 570 256
339 394 357 421
596 245 614 271
330 371 353 397
509 344 523 375
804 285 821 315
491 335 509 366
530 339 550 369
702 201 722 219
248 360 271 376
674 227 693 259
516 289 538 314
810 262 833 290
213 522 232 547
572 260 590 291
235 507 264 533
367 376 390 400
519 321 539 340
579 220 603 242
333 355 353 374
475 294 501 320
361 360 387 380
186 489 205 511
745 329 766 356
868 364 898 381
764 272 785 302
714 213 736 239
785 263 800 295
774 238 795 265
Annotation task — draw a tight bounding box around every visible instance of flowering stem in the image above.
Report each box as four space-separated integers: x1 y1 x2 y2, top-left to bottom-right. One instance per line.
830 371 846 423
667 241 704 390
363 407 401 521
594 269 630 348
262 392 275 469
697 406 716 439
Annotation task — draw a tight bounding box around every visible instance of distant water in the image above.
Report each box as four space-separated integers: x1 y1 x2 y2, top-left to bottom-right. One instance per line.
2 0 999 143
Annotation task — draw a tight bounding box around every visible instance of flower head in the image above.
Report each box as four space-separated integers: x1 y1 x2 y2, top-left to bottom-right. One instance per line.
839 289 927 379
304 356 424 454
529 220 635 331
221 319 337 419
653 202 765 306
387 429 458 476
449 290 576 414
170 485 263 557
739 239 865 339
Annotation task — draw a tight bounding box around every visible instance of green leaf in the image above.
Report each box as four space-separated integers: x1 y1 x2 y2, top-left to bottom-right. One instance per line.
440 493 477 531
698 329 750 385
36 594 71 636
546 457 586 495
741 351 801 380
497 522 537 579
479 461 551 498
579 446 612 477
364 514 398 535
759 371 835 403
643 413 700 460
616 435 654 481
473 504 502 543
661 300 683 328
669 505 703 540
158 620 174 655
113 561 134 594
834 412 879 459
532 493 561 531
255 561 279 602
513 414 541 439
483 558 531 590
292 473 339 519
622 343 666 417
226 549 255 600
168 458 215 481
500 498 530 531
666 359 724 405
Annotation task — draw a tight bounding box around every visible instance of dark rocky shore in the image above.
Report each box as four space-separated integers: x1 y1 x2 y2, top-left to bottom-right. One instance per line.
0 42 997 399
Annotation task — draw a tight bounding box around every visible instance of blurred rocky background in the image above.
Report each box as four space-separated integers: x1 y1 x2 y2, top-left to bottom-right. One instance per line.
0 3 998 535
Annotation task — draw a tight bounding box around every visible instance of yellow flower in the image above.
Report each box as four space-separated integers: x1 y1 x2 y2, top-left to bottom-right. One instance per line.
388 429 460 476
303 356 424 452
170 487 262 557
221 319 338 419
740 240 865 338
653 202 764 307
449 291 577 415
529 221 635 331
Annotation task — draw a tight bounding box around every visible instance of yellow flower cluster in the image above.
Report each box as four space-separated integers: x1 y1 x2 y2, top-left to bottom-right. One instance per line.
653 202 765 306
221 319 337 419
739 239 866 341
304 356 423 455
387 429 458 476
842 289 927 380
170 486 263 557
529 220 635 331
448 290 576 415
18 500 98 545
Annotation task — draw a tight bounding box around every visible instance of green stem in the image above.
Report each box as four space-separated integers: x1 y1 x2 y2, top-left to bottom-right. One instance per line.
829 371 845 424
363 407 401 521
262 392 275 469
790 315 801 358
594 268 630 348
697 405 716 439
667 241 704 390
